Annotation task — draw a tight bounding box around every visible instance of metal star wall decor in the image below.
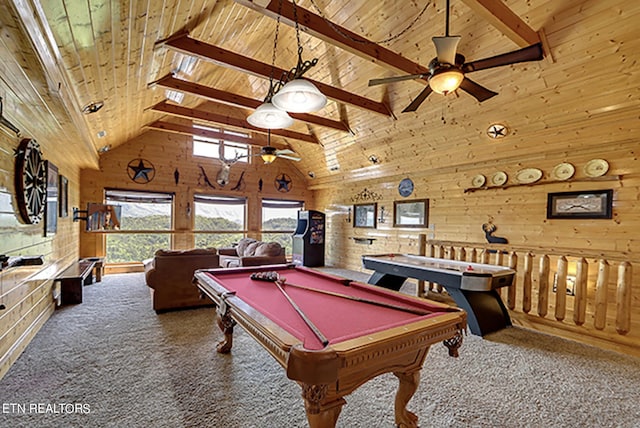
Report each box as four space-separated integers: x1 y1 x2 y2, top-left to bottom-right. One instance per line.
275 173 292 193
487 123 508 139
127 158 155 183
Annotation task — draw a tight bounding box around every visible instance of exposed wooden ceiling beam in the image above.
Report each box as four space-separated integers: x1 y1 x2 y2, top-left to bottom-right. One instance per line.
147 120 280 148
158 33 394 117
235 0 541 73
148 73 352 133
460 0 541 47
149 100 319 144
234 0 430 82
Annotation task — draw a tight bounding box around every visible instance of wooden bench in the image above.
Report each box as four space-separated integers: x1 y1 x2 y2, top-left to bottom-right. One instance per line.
54 259 96 305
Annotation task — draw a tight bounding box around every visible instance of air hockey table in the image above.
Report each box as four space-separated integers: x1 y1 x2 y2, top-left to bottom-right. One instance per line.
362 253 516 336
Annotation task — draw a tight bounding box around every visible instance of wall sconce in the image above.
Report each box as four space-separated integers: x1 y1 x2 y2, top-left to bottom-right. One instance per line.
378 206 386 224
346 207 352 223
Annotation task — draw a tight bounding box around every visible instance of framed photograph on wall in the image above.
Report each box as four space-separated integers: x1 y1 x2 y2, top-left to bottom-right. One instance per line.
393 199 429 227
44 161 58 236
59 175 68 217
547 190 613 219
353 203 377 228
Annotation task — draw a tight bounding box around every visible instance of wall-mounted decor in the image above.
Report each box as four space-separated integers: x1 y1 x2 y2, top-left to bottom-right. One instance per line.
353 203 377 228
14 138 47 224
393 199 428 228
584 159 609 177
482 223 508 244
547 190 613 219
44 161 58 236
127 158 155 184
59 175 68 217
350 188 383 203
398 178 414 197
275 173 292 192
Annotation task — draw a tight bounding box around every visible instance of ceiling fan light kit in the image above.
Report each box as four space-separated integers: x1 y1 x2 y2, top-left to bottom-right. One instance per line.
272 78 327 113
247 102 294 129
428 67 464 94
260 146 278 164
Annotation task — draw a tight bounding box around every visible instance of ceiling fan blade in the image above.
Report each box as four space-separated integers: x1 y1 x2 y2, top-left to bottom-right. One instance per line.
462 43 543 73
275 149 296 155
368 74 427 86
458 78 498 102
402 85 434 113
277 154 301 161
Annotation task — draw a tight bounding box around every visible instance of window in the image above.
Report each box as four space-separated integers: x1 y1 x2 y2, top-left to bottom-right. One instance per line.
261 199 303 255
194 194 247 249
104 190 174 263
193 125 249 162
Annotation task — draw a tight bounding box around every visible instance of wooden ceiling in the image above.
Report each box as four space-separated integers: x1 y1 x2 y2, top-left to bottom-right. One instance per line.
4 0 639 185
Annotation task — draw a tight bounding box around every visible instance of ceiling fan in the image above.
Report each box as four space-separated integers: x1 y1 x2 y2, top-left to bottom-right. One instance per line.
368 0 544 112
255 130 301 164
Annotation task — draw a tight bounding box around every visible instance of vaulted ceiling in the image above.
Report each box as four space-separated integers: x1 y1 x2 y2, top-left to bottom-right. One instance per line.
5 0 639 187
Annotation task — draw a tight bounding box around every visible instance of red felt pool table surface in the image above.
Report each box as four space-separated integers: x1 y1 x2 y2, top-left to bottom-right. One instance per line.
193 264 466 428
202 265 458 350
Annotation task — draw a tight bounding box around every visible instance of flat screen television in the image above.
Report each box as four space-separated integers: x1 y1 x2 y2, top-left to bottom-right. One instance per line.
86 203 122 231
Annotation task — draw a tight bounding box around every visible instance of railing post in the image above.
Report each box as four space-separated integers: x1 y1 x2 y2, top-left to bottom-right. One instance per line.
538 255 550 317
573 258 588 326
555 256 568 321
594 259 609 330
417 234 426 298
523 252 533 313
507 251 518 310
616 261 632 335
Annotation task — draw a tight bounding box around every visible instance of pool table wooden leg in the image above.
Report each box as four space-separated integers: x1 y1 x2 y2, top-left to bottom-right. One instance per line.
302 384 345 428
215 310 236 354
393 369 420 428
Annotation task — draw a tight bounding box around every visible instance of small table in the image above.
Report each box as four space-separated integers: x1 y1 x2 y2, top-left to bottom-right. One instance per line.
55 259 96 304
193 264 465 428
362 253 516 336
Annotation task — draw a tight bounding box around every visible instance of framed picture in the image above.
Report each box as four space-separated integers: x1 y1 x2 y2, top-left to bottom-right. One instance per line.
44 161 58 236
547 190 613 219
353 203 377 228
59 175 68 217
393 199 429 227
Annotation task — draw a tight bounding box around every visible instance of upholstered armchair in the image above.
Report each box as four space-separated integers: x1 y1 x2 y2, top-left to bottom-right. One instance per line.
144 248 219 312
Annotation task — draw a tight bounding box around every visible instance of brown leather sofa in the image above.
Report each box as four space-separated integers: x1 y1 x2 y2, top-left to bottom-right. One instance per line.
218 238 286 268
144 248 219 313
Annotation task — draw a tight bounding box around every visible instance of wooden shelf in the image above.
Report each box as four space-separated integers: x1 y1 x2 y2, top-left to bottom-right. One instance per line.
463 175 622 193
351 237 376 245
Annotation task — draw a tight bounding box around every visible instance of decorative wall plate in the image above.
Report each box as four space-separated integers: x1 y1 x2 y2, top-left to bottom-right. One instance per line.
398 178 414 197
515 168 542 184
551 162 575 181
584 159 609 177
490 171 508 186
471 174 486 188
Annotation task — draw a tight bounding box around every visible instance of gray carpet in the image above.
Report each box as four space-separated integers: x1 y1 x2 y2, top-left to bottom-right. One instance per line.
1 272 639 428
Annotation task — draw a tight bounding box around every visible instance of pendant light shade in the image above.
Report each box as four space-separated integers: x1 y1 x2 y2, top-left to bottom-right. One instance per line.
247 102 294 129
272 79 327 113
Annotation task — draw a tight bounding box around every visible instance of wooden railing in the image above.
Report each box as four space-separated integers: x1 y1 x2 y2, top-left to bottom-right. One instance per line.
417 235 637 353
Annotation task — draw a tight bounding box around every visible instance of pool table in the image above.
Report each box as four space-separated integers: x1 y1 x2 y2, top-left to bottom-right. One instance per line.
362 253 516 336
193 264 466 428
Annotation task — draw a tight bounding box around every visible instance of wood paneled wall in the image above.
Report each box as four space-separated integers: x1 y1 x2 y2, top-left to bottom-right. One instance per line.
310 141 639 355
80 128 313 259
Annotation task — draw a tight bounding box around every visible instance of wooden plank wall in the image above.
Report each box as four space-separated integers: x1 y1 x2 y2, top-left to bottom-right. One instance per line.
0 1 86 380
310 141 639 355
80 127 314 258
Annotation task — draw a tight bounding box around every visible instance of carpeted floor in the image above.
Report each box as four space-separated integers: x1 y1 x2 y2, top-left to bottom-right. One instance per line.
1 271 639 428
